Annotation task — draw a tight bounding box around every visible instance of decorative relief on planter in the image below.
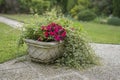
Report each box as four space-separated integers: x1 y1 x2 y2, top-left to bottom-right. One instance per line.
24 39 64 63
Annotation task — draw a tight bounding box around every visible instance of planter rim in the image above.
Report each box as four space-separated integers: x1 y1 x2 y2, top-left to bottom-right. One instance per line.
24 39 63 46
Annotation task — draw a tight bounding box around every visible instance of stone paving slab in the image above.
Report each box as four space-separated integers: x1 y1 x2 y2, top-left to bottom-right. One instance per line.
91 43 120 66
81 65 120 80
0 66 44 80
0 59 28 71
24 61 88 80
24 61 72 78
0 57 89 80
48 72 88 80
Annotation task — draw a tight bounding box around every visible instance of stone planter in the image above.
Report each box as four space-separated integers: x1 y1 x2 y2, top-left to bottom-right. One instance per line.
24 39 64 63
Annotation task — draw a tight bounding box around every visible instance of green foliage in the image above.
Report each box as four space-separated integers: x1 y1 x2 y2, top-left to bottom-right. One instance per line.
78 10 96 21
107 17 120 26
56 27 99 69
19 0 51 14
0 0 4 5
18 9 99 69
113 0 120 18
66 0 77 12
91 0 112 15
30 0 51 14
93 17 108 24
70 0 91 17
0 0 5 13
19 0 32 13
70 5 85 18
77 0 90 7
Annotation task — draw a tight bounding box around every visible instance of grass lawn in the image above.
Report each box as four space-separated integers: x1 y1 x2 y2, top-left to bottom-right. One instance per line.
80 22 120 44
1 14 120 44
0 22 26 63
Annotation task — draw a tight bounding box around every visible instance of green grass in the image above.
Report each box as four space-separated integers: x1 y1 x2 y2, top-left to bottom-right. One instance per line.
0 23 26 63
80 22 120 44
1 14 120 44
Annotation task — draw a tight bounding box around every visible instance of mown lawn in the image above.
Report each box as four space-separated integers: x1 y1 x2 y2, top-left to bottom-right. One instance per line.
0 23 26 63
1 14 120 44
79 22 120 44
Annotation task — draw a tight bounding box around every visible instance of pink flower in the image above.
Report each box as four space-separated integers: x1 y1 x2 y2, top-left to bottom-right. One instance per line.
40 22 66 41
50 32 54 35
55 35 61 41
55 28 59 33
61 31 66 37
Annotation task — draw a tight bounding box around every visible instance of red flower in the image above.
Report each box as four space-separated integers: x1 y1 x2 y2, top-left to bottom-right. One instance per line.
55 35 61 41
61 31 66 37
50 32 54 35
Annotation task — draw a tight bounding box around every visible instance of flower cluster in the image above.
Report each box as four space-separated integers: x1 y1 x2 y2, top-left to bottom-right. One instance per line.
38 23 66 41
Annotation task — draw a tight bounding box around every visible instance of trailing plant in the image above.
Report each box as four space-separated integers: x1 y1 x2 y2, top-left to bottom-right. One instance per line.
107 17 120 26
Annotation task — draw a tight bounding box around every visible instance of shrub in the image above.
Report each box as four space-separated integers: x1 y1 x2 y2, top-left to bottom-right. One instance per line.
70 5 85 17
69 0 91 18
30 0 50 14
78 10 96 21
0 0 5 13
91 0 112 15
19 0 51 14
113 0 120 18
0 0 4 5
19 0 33 13
107 17 120 26
93 17 108 24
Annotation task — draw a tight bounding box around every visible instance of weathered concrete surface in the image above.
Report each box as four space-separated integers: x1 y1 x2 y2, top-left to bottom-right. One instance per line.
91 43 120 66
0 58 88 80
81 65 120 80
0 60 27 71
0 67 44 80
80 43 120 80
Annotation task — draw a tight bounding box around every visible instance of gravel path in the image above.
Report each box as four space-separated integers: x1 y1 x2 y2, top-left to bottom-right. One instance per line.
91 43 120 66
83 43 120 80
0 16 23 29
0 16 120 80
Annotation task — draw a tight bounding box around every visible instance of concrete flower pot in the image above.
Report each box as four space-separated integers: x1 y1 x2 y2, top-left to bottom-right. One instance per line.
24 39 64 63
